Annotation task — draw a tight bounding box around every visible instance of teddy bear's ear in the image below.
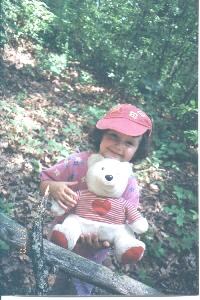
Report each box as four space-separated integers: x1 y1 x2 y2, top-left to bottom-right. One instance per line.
87 154 104 168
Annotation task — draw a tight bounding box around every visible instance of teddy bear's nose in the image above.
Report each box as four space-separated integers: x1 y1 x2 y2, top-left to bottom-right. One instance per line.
105 175 113 181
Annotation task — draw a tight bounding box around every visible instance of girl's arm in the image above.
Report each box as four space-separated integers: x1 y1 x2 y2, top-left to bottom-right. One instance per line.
40 153 87 209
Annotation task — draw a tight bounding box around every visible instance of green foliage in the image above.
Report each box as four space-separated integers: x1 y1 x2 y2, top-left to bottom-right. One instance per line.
137 269 154 286
1 0 20 46
46 139 68 157
184 130 198 146
86 106 107 126
162 185 198 252
145 228 166 259
0 197 13 214
164 206 186 226
152 142 190 162
174 100 197 119
146 211 198 257
79 70 97 85
15 90 28 106
143 177 198 264
163 185 197 230
62 124 82 136
31 158 42 175
1 0 56 46
173 185 197 206
36 47 69 75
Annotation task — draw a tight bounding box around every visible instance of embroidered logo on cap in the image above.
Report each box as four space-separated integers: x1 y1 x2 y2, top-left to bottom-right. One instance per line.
129 111 138 119
137 110 146 117
129 110 147 119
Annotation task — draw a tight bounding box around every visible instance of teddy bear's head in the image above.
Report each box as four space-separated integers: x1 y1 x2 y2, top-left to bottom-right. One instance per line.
86 154 133 198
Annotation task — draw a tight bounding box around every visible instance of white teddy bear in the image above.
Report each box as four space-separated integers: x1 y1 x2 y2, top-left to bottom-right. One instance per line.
51 154 148 264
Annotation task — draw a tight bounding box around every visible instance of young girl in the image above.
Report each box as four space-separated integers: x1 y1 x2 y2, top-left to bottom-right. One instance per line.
40 103 152 295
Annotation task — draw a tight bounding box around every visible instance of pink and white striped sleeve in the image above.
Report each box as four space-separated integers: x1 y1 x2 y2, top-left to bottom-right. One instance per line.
125 201 143 224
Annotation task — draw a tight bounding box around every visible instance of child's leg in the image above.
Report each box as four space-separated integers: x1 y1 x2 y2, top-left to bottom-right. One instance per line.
72 248 109 295
73 278 94 296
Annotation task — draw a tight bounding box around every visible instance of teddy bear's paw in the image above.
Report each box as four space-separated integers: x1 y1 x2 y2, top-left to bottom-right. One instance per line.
121 246 144 264
51 230 68 249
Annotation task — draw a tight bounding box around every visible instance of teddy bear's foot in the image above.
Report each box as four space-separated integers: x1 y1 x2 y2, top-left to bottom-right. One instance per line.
121 246 144 264
51 230 68 248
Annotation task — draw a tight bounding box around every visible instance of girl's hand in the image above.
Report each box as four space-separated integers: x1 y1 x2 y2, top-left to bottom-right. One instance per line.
40 180 78 210
79 233 110 249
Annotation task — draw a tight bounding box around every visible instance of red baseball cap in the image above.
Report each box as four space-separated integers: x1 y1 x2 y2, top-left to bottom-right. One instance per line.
96 104 152 136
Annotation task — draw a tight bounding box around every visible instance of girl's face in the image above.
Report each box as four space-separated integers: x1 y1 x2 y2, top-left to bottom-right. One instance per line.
99 130 142 162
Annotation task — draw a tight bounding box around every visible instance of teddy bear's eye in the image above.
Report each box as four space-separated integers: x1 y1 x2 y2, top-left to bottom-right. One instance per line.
102 167 105 170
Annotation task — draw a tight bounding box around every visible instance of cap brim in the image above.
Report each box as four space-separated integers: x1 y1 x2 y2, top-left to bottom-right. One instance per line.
96 118 150 136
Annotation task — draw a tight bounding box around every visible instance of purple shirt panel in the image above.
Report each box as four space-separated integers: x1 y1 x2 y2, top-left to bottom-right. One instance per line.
40 151 90 191
123 176 139 208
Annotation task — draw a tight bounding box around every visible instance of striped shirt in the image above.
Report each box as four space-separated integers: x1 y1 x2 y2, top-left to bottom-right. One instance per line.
66 189 142 225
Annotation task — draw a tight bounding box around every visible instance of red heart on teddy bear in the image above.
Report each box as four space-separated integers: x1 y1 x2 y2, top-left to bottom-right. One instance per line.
92 199 111 216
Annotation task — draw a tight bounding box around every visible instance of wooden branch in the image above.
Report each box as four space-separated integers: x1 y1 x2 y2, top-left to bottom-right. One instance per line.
29 192 49 295
0 213 163 296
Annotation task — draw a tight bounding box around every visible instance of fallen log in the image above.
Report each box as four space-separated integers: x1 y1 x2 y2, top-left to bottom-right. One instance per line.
0 213 163 296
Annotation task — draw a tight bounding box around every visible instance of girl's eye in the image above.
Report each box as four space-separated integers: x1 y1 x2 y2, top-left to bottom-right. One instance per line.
108 133 118 140
126 141 134 147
